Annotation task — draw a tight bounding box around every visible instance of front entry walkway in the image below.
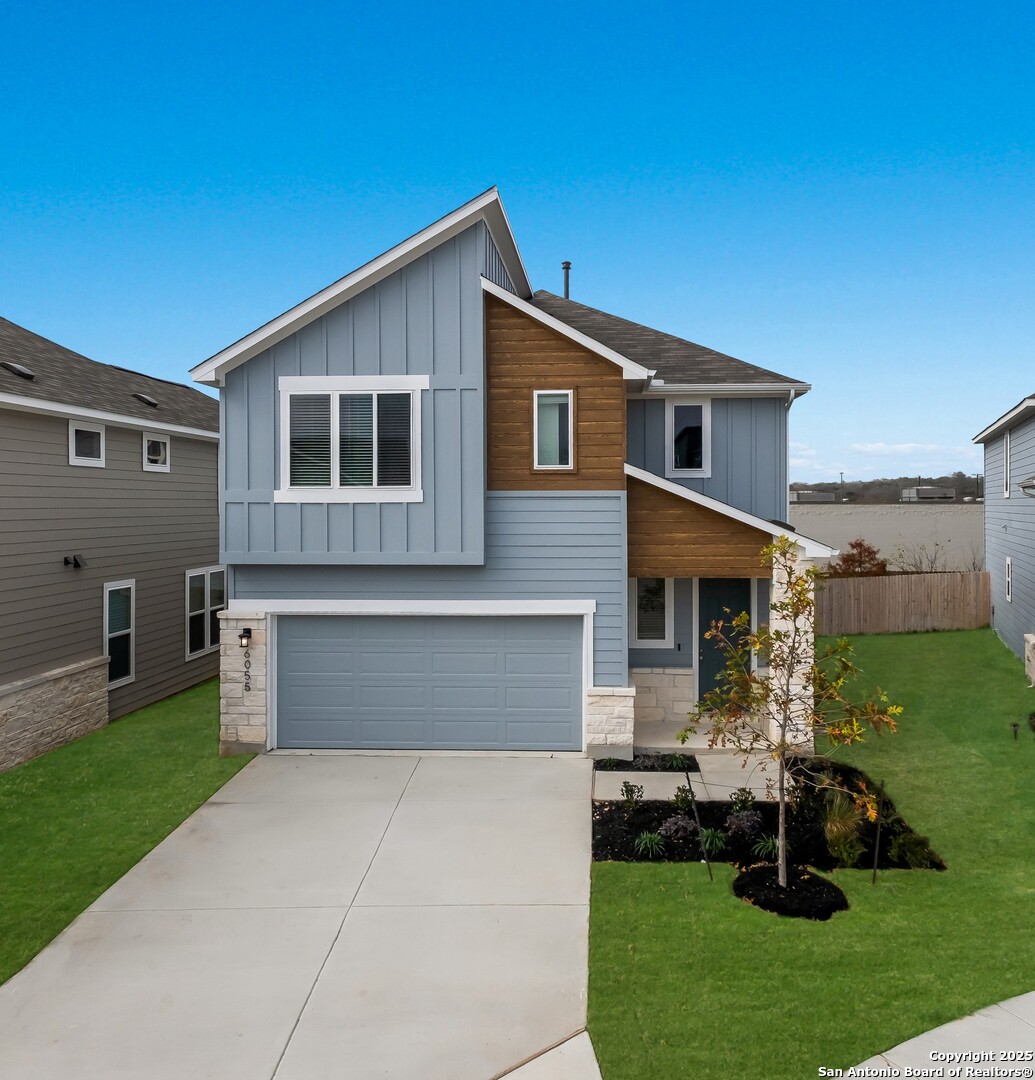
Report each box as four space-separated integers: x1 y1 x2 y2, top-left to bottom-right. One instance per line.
0 755 600 1080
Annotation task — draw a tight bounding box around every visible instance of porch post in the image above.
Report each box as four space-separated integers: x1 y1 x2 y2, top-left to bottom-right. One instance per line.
767 544 815 751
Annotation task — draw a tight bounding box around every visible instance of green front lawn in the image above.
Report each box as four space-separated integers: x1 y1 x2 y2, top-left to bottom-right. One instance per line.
0 679 250 985
589 629 1035 1079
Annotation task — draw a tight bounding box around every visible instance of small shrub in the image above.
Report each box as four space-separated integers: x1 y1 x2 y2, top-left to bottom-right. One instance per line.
658 815 697 842
823 790 865 868
620 781 644 813
726 809 763 839
634 831 665 859
752 834 780 861
597 757 621 771
665 752 691 771
672 784 694 813
699 827 727 856
730 787 756 813
890 832 938 869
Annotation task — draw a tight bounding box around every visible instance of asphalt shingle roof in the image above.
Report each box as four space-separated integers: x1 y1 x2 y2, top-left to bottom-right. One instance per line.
0 317 218 431
530 291 805 388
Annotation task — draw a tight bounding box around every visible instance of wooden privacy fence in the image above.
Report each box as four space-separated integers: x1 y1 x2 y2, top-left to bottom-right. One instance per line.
815 571 990 636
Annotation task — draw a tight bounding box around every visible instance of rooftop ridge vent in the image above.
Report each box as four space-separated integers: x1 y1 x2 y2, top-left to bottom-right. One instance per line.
1 361 35 380
133 392 159 407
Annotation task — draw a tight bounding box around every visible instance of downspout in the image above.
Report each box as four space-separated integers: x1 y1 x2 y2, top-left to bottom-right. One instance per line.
784 388 798 520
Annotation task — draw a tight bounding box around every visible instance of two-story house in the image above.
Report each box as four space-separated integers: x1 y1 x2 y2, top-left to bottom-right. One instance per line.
974 395 1035 673
0 318 221 770
192 188 831 759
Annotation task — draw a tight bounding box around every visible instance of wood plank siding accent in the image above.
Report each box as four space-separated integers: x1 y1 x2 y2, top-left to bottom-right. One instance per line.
627 477 773 578
485 296 626 490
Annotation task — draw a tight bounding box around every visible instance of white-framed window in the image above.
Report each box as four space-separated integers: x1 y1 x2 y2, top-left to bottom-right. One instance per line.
104 580 135 687
276 376 428 503
186 565 225 658
533 389 574 469
1004 431 1011 498
1006 557 1013 602
69 421 105 467
630 577 675 648
143 432 171 472
665 398 711 478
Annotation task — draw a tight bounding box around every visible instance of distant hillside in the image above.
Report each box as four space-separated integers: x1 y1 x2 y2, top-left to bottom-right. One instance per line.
791 471 984 504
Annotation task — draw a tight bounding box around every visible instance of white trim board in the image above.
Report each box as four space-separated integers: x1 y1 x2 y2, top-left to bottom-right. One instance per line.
974 396 1035 444
1 392 218 441
192 188 531 387
624 463 837 559
482 278 654 382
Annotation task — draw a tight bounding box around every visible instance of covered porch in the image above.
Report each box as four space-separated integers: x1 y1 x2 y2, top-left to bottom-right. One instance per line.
622 466 833 756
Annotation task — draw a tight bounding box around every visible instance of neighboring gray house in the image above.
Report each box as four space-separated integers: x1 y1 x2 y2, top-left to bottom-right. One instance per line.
192 188 832 759
975 396 1035 670
0 318 220 770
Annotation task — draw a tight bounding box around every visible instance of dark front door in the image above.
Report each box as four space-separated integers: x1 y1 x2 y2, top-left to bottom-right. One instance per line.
697 579 753 699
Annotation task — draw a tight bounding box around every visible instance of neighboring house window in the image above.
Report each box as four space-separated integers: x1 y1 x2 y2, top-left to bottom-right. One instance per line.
143 432 171 472
534 390 573 469
276 376 428 503
665 399 711 477
1004 431 1011 498
1006 557 1012 602
69 421 105 467
186 566 225 657
104 580 135 687
630 577 674 648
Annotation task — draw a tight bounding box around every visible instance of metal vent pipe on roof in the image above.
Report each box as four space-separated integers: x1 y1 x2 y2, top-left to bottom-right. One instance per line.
562 261 571 299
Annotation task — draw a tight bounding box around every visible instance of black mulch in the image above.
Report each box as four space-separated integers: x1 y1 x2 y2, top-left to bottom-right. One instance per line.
733 865 849 920
593 752 700 773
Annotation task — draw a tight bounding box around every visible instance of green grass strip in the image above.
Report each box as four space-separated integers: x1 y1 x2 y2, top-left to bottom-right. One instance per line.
589 629 1035 1079
0 678 251 985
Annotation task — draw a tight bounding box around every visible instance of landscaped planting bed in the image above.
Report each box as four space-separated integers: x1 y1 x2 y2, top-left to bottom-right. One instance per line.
592 757 944 873
594 752 700 773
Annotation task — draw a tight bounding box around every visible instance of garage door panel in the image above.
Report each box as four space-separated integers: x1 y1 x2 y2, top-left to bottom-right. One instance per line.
431 651 500 676
276 615 582 751
504 652 576 676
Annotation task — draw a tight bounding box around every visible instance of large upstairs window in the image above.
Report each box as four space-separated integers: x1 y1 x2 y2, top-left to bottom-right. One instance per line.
276 376 428 503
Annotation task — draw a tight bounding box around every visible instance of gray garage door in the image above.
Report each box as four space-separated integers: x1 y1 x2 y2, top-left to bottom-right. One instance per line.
275 614 583 751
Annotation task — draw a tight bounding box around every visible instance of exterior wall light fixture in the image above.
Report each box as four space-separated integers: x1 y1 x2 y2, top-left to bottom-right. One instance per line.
238 627 252 648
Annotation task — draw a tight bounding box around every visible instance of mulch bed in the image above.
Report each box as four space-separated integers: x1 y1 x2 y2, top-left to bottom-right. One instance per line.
593 752 700 773
592 756 945 873
733 865 850 920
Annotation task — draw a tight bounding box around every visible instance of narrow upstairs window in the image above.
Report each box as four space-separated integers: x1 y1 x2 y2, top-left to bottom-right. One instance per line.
534 390 573 469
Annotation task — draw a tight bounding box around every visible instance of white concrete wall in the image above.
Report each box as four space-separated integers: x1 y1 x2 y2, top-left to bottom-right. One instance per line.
790 504 984 571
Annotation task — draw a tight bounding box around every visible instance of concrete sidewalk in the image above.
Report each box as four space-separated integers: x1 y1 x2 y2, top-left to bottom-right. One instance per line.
0 754 601 1080
856 991 1035 1074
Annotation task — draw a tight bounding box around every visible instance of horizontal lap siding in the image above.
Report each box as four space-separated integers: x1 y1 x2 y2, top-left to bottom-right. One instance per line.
486 297 626 491
985 423 1035 658
627 478 772 578
0 410 219 711
234 492 629 686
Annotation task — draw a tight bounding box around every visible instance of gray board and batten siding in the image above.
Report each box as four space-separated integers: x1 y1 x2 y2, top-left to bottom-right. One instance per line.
0 409 219 717
221 222 516 566
233 491 629 687
984 423 1035 659
626 396 788 522
276 614 582 751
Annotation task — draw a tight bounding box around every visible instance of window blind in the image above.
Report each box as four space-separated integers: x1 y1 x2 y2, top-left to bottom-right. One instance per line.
289 395 332 486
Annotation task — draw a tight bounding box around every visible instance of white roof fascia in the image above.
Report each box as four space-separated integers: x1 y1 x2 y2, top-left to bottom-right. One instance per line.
631 382 811 398
973 396 1035 444
481 278 655 383
192 188 530 388
624 463 836 559
0 392 218 441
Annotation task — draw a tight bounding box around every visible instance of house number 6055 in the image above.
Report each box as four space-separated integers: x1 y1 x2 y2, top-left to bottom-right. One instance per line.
243 649 252 692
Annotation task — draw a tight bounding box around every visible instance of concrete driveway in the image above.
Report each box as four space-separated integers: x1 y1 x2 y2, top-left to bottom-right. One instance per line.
0 754 599 1080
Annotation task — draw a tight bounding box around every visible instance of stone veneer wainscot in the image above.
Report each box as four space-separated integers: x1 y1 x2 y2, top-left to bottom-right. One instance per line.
630 668 695 726
0 655 109 771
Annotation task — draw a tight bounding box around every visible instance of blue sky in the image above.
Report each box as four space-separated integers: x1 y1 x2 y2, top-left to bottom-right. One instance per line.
2 1 1032 482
